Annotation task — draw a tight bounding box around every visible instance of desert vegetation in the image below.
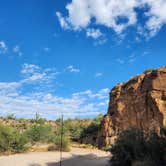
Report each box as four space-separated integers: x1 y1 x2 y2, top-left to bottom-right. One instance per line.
0 113 103 155
109 129 166 166
0 125 28 154
1 113 166 166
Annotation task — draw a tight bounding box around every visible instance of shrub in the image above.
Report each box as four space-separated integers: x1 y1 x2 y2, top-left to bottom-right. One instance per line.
146 132 166 165
54 136 70 152
25 124 54 143
81 114 103 138
54 126 70 152
10 132 28 152
6 113 16 120
35 112 46 124
64 119 89 141
0 125 28 153
143 68 155 74
109 129 166 166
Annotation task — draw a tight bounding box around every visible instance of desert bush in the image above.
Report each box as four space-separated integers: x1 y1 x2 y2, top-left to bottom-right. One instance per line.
146 132 166 165
64 119 90 141
35 112 46 124
54 126 70 152
25 124 54 143
0 125 28 153
143 68 155 74
6 113 16 120
81 114 103 138
54 136 70 152
63 114 103 143
109 129 166 166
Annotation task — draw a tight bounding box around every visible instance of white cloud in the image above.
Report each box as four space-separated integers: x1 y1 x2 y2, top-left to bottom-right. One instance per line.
21 64 40 75
94 38 108 46
144 0 166 37
66 65 80 73
116 58 125 64
0 41 7 54
95 72 103 77
43 47 50 52
142 51 150 56
0 64 109 119
128 53 136 63
86 28 103 39
0 82 21 97
21 64 58 85
57 0 166 39
13 45 23 56
73 88 109 99
0 87 109 119
56 12 70 30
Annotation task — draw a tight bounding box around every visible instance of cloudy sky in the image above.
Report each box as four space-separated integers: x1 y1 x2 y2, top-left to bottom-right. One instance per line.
0 0 166 120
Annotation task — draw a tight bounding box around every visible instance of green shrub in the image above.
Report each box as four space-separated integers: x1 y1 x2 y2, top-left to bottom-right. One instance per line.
0 125 28 153
35 112 46 124
6 113 16 120
10 132 28 152
54 136 70 152
54 126 70 152
64 119 88 141
109 129 166 166
25 124 54 143
81 114 103 138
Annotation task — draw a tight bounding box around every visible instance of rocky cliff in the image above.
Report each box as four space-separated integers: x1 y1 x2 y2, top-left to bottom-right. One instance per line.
98 67 166 148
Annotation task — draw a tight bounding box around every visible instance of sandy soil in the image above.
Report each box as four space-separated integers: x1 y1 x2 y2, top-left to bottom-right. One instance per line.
0 147 110 166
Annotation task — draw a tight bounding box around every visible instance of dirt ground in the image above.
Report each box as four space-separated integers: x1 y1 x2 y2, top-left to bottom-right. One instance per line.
0 147 110 166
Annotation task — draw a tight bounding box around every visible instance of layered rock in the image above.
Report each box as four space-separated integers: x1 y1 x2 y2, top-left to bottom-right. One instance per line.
98 67 166 148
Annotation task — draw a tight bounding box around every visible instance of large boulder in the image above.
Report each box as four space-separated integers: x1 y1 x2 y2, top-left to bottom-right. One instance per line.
98 67 166 148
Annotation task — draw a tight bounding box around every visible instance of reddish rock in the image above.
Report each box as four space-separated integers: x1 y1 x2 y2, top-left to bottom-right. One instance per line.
98 67 166 148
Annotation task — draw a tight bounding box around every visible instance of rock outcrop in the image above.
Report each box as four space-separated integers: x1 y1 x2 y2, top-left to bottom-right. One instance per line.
98 67 166 148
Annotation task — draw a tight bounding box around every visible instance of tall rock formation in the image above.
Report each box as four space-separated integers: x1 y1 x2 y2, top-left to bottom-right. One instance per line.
98 67 166 148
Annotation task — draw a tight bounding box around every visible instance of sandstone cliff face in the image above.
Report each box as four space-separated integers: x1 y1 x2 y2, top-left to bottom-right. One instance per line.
98 67 166 148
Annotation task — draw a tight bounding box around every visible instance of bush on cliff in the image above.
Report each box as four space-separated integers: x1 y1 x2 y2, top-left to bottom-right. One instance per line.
143 68 155 74
110 129 166 166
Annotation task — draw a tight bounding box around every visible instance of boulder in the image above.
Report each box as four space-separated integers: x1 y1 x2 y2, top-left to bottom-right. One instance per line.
98 67 166 148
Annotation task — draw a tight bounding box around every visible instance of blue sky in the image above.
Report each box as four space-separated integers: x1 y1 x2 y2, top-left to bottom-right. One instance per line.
0 0 166 120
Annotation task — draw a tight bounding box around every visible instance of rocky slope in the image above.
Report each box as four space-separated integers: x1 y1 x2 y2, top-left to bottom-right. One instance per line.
98 67 166 148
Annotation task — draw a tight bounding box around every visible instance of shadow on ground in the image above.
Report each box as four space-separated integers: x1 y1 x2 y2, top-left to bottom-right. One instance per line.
46 154 109 166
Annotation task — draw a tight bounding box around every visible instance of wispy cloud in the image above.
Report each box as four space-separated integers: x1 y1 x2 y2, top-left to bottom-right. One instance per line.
86 28 103 39
56 12 70 30
0 64 109 119
73 88 109 99
13 45 23 57
116 58 125 64
95 72 103 77
66 65 80 73
128 53 136 63
43 47 50 52
0 41 24 57
142 51 150 57
21 63 58 86
0 41 7 54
